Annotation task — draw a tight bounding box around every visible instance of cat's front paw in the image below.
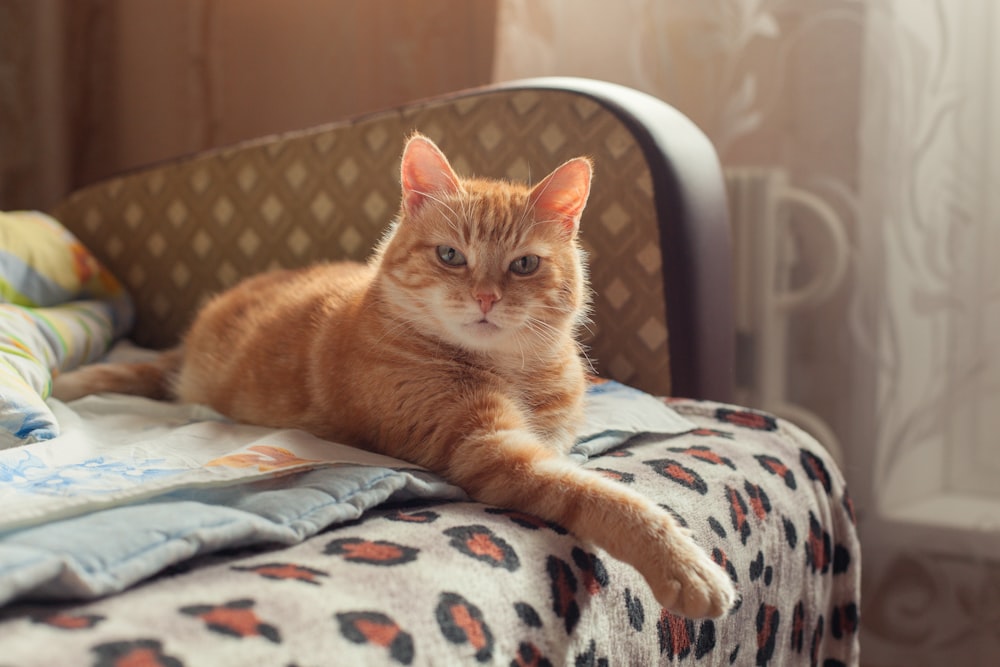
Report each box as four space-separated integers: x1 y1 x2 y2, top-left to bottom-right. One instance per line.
651 540 738 619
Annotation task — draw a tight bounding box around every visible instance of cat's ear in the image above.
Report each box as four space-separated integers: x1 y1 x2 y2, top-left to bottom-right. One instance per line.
529 157 593 236
400 134 462 215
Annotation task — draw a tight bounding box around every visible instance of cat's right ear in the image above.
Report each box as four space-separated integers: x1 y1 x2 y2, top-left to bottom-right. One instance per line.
400 134 462 215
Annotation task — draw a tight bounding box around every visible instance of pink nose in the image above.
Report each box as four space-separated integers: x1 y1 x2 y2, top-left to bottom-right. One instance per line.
475 292 499 314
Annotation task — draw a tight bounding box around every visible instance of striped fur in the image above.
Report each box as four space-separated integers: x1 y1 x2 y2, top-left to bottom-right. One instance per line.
53 134 736 618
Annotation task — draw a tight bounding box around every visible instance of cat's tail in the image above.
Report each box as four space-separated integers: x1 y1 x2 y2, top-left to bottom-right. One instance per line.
51 348 183 402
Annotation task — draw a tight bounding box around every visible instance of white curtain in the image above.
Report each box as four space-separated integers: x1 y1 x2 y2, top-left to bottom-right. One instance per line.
854 2 1000 661
494 1 1000 664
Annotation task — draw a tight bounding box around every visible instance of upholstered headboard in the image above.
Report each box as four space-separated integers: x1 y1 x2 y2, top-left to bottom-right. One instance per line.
51 78 733 401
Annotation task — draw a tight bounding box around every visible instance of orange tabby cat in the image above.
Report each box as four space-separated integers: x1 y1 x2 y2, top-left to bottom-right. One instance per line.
53 133 737 619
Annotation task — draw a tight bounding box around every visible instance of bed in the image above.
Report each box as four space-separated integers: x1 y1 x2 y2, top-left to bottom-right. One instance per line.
0 78 859 666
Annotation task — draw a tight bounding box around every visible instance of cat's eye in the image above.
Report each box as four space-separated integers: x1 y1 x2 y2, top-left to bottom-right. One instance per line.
436 245 467 267
509 255 540 275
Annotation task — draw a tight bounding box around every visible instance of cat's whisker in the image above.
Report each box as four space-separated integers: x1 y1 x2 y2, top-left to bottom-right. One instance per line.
528 303 576 317
511 328 549 366
524 311 566 332
409 187 458 218
525 216 566 232
367 314 414 352
577 342 599 376
410 187 465 237
510 329 528 370
574 313 597 339
515 193 536 232
532 322 562 344
521 318 563 351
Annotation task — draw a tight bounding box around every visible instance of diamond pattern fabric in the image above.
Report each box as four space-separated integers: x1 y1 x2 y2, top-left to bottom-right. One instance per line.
51 88 673 395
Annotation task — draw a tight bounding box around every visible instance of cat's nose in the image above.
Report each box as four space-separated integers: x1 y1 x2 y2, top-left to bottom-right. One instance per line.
475 292 500 314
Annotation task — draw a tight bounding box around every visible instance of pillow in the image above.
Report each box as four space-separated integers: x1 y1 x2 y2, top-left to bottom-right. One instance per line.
0 211 133 447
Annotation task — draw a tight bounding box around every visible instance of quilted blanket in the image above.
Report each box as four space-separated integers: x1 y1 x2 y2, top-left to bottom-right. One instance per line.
0 211 132 446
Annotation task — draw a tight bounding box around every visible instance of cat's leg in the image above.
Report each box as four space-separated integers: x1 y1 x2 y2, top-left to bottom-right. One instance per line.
444 428 738 619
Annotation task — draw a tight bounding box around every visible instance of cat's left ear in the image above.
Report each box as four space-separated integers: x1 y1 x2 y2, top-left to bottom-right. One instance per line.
529 157 593 237
400 133 462 215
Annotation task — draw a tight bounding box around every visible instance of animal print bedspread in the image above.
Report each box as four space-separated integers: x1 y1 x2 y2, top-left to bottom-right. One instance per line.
0 400 860 666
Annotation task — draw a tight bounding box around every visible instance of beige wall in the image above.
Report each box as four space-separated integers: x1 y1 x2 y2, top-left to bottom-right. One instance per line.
0 0 497 209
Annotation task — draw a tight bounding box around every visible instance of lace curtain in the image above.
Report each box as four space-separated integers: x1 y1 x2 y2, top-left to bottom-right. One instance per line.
495 1 1000 664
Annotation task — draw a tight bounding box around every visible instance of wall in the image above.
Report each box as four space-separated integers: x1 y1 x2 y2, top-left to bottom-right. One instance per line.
0 0 497 209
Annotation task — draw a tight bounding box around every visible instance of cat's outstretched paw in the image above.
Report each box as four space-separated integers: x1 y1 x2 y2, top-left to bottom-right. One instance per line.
651 540 738 619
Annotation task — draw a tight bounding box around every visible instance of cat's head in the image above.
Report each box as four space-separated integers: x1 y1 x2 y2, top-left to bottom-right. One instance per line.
376 133 592 357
